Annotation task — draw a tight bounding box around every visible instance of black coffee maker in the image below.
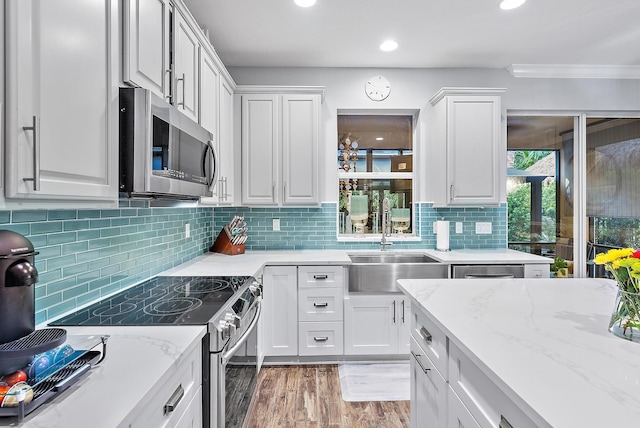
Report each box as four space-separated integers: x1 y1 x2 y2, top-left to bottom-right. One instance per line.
0 230 39 373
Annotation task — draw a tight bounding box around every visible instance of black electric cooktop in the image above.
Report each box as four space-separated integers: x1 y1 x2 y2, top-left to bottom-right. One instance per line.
49 276 252 326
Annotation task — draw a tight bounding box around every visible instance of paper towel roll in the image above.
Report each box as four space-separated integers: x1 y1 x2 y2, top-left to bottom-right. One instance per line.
436 220 450 251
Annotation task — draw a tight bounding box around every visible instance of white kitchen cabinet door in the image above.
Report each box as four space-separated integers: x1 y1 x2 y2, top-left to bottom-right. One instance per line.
429 88 505 207
344 294 399 355
410 337 447 428
199 50 219 134
241 94 279 205
262 266 298 356
281 94 320 205
122 0 171 100
174 10 200 123
214 76 236 204
5 0 118 201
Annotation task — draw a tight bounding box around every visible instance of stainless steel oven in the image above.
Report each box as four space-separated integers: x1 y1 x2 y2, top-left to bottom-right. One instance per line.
50 275 262 428
119 87 219 200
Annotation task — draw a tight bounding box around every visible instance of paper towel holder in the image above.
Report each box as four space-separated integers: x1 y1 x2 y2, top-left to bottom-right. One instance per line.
435 218 451 252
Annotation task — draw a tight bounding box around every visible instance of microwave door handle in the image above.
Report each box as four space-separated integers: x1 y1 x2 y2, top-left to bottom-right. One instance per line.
202 140 219 190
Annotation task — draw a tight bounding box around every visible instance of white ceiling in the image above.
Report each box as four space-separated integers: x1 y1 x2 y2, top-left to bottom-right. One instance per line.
182 0 640 69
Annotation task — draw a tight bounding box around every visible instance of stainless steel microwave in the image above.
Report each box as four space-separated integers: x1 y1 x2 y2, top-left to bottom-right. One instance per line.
119 87 218 200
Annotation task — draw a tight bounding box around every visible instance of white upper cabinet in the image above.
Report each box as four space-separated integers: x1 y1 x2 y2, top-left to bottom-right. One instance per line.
213 76 237 204
199 49 220 134
173 10 200 122
122 0 171 100
428 88 505 207
238 87 323 206
4 0 118 201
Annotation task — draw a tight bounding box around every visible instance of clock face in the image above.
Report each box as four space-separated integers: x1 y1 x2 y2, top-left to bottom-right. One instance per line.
365 75 391 101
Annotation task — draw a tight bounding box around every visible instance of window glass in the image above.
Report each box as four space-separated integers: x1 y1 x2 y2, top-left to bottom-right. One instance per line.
338 114 414 237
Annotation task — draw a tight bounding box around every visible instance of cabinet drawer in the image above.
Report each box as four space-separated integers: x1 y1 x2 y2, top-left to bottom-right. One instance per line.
126 342 202 428
410 337 447 428
298 322 344 356
449 341 541 428
447 387 481 428
411 307 447 377
298 265 345 288
298 287 343 321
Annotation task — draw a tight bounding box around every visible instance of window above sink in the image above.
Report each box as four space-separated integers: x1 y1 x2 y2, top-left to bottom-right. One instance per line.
337 111 417 240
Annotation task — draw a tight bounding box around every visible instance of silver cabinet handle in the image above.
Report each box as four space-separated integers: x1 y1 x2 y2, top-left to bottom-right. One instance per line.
313 302 328 308
272 181 276 202
163 384 184 414
22 115 40 191
392 300 396 324
419 326 432 344
224 176 229 201
411 351 431 374
450 184 454 202
165 68 173 102
499 416 514 428
401 300 405 324
313 275 328 280
313 336 328 342
177 73 185 107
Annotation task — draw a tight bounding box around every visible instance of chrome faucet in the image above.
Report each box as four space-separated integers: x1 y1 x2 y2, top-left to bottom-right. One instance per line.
380 197 393 251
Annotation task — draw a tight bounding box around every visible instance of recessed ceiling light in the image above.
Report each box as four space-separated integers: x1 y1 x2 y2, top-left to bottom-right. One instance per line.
499 0 526 10
294 0 316 7
380 40 398 52
376 137 384 141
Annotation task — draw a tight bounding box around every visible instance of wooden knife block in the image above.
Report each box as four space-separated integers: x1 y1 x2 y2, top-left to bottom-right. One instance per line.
210 228 245 255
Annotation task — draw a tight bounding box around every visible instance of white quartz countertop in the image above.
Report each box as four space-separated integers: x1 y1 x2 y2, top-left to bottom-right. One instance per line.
162 248 550 278
423 248 552 264
0 326 206 428
398 277 640 427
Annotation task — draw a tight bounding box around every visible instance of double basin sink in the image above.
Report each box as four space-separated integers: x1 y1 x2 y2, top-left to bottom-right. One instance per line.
348 253 448 293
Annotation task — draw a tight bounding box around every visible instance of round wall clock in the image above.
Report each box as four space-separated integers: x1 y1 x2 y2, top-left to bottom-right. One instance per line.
365 75 391 101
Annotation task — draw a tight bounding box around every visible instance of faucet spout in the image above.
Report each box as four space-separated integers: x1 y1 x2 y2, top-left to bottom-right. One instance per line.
380 197 393 251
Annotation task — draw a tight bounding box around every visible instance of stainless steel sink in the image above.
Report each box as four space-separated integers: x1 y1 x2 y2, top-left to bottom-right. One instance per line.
348 253 448 293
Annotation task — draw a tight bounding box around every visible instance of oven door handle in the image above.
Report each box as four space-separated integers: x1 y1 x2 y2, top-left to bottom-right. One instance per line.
222 300 262 365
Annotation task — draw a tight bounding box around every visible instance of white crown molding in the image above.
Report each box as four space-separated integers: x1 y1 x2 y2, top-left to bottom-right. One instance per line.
509 64 640 79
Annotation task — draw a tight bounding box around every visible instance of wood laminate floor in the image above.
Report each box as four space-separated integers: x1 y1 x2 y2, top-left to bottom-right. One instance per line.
243 365 410 428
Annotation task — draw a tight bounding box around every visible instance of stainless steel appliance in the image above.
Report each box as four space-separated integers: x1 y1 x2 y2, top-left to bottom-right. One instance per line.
119 87 219 200
452 264 525 278
50 275 263 428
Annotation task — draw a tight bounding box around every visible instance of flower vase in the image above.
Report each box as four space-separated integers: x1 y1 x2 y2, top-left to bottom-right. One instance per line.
609 289 640 342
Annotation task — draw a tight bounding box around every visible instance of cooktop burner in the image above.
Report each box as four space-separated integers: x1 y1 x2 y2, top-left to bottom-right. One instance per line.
50 276 252 326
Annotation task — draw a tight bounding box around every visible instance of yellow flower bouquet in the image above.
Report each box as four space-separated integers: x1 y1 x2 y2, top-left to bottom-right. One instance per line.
593 248 640 342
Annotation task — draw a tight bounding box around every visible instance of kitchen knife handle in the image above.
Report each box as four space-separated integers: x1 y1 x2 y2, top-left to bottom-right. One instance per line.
22 115 40 191
164 384 185 414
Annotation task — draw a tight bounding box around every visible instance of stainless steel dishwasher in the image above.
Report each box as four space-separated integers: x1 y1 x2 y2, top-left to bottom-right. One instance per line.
452 264 525 278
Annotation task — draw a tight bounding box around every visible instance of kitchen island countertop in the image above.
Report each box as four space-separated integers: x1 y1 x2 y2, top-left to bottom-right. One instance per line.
398 277 640 427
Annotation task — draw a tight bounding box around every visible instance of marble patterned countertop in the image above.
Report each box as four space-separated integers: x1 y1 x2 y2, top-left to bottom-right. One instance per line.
0 326 206 428
162 248 551 278
398 277 640 427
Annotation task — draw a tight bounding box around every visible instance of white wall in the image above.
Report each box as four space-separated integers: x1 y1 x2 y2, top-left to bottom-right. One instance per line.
229 66 640 203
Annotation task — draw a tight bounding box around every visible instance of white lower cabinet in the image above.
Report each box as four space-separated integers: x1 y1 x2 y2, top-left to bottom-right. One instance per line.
298 321 344 356
120 342 202 428
409 304 539 428
410 337 447 428
262 265 298 356
447 388 481 428
344 294 410 355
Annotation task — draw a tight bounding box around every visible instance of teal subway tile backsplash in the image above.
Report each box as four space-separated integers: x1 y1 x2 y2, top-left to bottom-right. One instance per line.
8 199 505 325
1 200 214 324
213 202 506 251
